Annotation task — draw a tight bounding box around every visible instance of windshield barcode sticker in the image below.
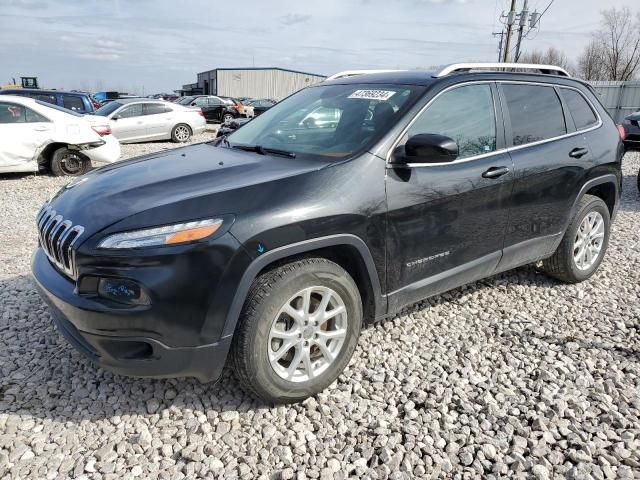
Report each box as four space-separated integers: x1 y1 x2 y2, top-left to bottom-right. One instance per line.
348 90 396 101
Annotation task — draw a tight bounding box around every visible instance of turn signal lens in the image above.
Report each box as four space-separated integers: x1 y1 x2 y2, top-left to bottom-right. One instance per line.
617 124 626 141
92 125 112 136
165 224 220 244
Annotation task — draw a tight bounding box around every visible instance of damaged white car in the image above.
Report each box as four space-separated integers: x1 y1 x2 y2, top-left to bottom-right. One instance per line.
0 95 120 176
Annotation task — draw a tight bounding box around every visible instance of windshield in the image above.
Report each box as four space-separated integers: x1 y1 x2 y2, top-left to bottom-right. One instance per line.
35 100 83 117
94 101 123 117
175 96 194 105
227 83 425 159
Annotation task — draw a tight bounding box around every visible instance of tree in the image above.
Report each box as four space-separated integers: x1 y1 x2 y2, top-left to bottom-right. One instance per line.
578 6 640 81
518 47 574 74
577 40 606 81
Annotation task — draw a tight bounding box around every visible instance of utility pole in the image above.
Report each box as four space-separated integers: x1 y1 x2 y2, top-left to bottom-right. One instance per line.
514 0 529 62
502 0 518 62
493 31 505 62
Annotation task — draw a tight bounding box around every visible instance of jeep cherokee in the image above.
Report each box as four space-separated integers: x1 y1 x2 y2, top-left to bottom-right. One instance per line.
32 63 624 403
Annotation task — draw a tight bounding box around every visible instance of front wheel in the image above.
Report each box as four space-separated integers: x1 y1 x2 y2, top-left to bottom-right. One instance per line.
542 194 610 283
171 124 192 143
231 258 362 403
50 147 90 177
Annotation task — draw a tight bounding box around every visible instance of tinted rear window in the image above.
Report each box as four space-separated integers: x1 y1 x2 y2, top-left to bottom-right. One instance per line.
561 88 598 130
502 84 566 146
63 95 85 112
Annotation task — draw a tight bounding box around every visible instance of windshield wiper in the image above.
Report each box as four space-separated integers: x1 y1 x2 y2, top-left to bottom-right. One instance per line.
231 144 296 158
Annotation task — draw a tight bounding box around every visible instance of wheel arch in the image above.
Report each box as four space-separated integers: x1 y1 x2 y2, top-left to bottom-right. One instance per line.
221 234 385 338
571 174 619 222
37 142 72 169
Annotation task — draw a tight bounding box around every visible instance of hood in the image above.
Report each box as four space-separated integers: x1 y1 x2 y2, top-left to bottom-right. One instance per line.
47 143 327 235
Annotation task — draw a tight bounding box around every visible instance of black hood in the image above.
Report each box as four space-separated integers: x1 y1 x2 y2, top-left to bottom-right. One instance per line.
47 143 326 237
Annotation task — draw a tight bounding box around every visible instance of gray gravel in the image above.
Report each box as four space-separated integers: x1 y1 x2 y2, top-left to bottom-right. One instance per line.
0 146 639 480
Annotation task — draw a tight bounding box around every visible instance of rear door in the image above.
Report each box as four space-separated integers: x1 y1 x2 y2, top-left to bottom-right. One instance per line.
111 103 146 142
0 101 51 172
496 82 594 271
144 103 173 138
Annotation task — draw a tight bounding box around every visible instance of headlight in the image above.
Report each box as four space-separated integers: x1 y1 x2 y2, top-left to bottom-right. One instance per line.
98 218 223 249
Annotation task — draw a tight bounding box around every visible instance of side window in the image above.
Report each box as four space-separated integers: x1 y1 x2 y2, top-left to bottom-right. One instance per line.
0 102 27 123
407 84 497 159
561 88 598 130
144 103 169 115
63 96 85 112
194 97 209 106
35 94 56 104
117 104 143 118
208 98 223 106
25 108 49 122
502 84 566 146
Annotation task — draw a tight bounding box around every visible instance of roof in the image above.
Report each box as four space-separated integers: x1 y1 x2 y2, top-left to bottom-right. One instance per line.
197 67 326 78
0 88 88 96
109 97 157 104
321 70 585 87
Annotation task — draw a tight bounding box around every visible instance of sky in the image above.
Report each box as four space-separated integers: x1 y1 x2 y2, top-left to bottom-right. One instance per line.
0 0 637 94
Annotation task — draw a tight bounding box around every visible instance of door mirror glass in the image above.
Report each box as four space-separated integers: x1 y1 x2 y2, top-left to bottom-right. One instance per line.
397 134 458 163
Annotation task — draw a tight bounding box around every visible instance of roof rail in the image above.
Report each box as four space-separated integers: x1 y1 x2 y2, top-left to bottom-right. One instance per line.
433 62 570 78
325 69 406 81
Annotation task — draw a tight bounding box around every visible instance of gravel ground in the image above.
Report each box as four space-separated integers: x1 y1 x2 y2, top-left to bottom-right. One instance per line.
0 146 638 480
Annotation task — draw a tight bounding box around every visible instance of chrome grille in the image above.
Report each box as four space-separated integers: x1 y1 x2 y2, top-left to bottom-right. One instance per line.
36 205 84 280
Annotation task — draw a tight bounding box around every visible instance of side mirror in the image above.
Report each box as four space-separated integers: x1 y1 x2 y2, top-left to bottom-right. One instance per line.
396 134 458 164
111 115 119 121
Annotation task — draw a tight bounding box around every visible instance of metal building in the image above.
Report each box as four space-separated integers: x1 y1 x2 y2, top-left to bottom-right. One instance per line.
187 67 326 100
590 80 640 122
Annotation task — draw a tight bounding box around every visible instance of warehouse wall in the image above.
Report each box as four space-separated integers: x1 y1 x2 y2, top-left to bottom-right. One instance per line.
216 69 325 100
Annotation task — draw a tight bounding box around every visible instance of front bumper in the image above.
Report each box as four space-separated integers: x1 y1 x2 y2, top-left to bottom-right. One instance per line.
31 241 243 382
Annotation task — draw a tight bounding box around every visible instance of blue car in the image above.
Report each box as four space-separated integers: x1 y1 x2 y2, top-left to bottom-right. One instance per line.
0 88 95 114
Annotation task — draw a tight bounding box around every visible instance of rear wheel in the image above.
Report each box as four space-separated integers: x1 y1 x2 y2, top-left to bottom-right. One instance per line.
542 194 610 283
231 258 362 403
50 147 90 177
171 124 191 143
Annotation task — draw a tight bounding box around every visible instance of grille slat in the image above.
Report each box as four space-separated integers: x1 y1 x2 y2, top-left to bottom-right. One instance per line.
36 206 84 280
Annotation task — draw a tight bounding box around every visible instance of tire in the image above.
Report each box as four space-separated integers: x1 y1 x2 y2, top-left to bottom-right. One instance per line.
542 194 610 283
231 258 362 404
171 124 191 143
50 147 90 177
222 113 234 124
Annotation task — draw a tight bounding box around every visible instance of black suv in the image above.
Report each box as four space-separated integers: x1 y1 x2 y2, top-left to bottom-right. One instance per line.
32 64 623 403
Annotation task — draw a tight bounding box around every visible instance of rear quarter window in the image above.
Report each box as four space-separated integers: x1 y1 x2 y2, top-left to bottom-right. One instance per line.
502 84 566 146
561 88 598 130
63 95 86 112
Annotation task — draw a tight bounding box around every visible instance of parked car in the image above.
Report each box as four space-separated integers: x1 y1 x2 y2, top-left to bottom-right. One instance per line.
244 99 277 118
0 88 95 114
216 117 251 137
0 95 120 176
621 111 640 151
92 99 206 143
32 63 623 403
173 95 242 123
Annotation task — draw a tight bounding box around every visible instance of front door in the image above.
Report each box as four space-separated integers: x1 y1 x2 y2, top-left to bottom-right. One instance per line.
111 104 146 142
385 82 513 311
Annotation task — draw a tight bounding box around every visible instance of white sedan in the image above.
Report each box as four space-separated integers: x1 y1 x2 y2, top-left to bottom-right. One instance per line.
92 99 207 143
0 95 120 176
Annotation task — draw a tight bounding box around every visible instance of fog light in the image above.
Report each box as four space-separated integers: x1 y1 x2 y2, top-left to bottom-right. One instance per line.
97 278 150 305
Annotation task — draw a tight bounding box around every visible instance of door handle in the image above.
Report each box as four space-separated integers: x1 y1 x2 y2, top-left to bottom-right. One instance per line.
33 126 49 131
569 147 589 158
482 166 510 179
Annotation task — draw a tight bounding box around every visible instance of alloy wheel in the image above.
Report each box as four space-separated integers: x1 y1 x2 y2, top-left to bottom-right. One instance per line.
174 125 190 141
268 286 348 383
573 211 605 270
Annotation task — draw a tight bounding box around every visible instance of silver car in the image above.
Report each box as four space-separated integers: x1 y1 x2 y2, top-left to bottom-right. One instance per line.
92 99 207 143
